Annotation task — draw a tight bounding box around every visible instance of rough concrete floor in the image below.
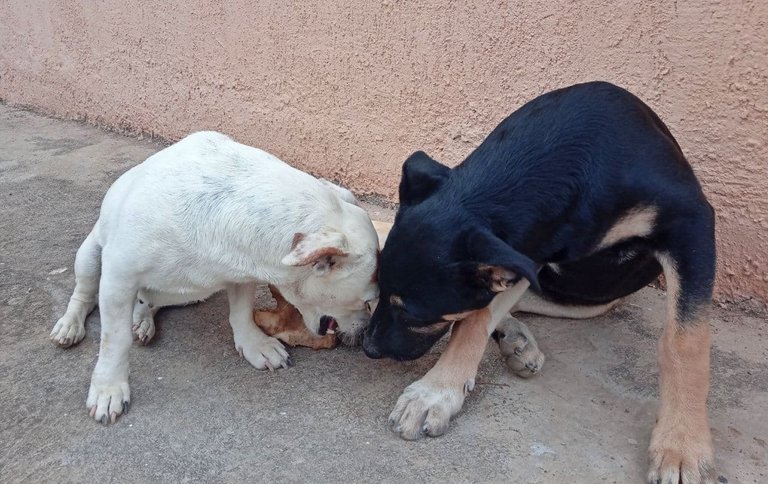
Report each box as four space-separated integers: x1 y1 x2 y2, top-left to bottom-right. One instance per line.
1 104 766 484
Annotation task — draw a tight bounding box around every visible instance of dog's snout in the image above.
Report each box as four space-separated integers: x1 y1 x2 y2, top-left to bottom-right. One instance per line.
362 322 383 358
362 335 383 359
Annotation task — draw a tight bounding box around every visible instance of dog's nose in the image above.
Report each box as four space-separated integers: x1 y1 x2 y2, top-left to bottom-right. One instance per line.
362 333 383 359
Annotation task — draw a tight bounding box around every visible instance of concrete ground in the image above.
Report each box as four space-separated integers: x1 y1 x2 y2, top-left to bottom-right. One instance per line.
1 104 766 484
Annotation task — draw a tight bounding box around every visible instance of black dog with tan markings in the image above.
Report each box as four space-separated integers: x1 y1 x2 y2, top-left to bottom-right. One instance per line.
363 81 716 484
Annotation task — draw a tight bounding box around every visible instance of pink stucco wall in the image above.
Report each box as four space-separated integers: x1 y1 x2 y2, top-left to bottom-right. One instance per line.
1 1 766 302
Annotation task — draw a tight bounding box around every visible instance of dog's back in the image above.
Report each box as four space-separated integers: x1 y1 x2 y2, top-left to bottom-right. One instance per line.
442 81 708 262
94 131 348 285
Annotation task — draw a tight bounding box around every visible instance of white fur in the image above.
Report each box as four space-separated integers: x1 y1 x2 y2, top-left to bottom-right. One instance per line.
51 131 380 424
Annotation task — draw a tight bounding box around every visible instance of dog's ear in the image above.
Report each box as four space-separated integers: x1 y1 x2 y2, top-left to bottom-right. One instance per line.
463 228 540 292
399 151 450 206
282 231 349 275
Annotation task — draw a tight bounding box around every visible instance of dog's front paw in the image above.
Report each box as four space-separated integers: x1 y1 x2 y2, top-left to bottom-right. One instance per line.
388 379 468 440
235 335 292 371
50 313 86 348
647 419 716 484
492 317 545 378
86 378 130 425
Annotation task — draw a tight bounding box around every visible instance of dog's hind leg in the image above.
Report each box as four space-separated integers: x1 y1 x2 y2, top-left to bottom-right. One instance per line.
513 291 618 319
130 287 218 345
647 209 717 484
132 290 159 345
50 230 101 347
492 317 545 378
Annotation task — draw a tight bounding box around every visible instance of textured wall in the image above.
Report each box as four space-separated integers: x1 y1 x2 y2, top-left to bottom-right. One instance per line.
1 1 766 301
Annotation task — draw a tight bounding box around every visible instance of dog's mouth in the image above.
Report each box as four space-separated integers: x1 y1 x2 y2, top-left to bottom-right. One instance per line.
318 315 338 336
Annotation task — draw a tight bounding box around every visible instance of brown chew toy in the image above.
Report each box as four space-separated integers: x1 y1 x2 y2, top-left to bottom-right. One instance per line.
252 220 393 350
253 285 339 349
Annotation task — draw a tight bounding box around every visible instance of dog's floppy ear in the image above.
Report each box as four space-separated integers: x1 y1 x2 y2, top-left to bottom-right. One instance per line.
399 151 450 206
282 231 349 274
464 228 541 292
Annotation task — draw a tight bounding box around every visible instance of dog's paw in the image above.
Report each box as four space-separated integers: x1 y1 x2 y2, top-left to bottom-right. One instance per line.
86 378 130 425
235 335 292 371
492 317 545 378
50 313 86 348
132 299 156 344
388 379 468 440
647 421 716 484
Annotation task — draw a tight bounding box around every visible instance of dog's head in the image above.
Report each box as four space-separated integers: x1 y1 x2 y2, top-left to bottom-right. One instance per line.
362 151 539 360
279 184 380 345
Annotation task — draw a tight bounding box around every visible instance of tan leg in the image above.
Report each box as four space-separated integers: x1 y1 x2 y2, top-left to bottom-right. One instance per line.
388 280 529 440
253 285 338 350
647 256 715 484
420 308 493 389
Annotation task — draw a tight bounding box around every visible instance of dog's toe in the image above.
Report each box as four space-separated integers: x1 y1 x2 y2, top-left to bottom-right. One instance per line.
237 336 291 371
132 301 156 345
389 379 465 441
647 419 716 484
86 379 130 425
132 317 156 345
50 314 86 347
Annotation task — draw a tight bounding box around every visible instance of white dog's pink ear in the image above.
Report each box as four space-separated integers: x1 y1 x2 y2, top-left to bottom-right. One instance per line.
282 231 349 273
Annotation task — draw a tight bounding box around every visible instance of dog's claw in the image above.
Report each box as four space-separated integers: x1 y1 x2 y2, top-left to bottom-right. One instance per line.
286 356 294 367
387 417 397 430
89 406 96 418
100 414 107 425
122 401 130 414
463 378 475 395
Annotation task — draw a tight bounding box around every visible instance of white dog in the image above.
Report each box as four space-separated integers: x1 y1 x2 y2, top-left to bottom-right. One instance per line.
50 131 380 424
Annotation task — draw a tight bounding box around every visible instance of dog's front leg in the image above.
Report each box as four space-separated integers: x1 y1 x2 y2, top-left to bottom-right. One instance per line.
389 281 530 440
227 283 292 370
86 275 135 424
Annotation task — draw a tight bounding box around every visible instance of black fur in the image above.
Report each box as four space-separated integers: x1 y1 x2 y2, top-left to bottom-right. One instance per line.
363 81 715 361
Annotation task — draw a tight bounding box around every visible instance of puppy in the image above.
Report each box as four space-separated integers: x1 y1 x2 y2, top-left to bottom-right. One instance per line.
50 131 380 424
363 82 717 483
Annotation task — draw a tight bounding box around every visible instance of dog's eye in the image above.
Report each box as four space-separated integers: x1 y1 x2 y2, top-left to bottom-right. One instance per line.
364 299 375 313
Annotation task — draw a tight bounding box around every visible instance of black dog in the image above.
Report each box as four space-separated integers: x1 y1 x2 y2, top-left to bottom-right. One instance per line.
363 81 716 484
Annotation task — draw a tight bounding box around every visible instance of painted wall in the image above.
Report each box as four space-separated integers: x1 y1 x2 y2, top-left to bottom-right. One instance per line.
1 1 766 302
